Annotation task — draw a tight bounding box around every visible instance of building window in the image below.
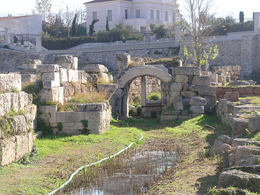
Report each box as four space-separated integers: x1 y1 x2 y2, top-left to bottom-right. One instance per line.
150 9 154 20
125 9 128 19
156 10 160 20
107 10 112 21
172 12 175 22
165 11 168 21
136 9 140 18
93 11 97 20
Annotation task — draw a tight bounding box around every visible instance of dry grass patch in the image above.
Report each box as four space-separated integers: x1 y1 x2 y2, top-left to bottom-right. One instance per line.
71 90 107 104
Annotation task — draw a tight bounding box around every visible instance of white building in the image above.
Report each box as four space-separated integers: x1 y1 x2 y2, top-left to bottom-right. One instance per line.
84 0 178 32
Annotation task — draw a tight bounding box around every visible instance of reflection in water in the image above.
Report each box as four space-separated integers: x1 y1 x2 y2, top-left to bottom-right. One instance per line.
69 150 175 195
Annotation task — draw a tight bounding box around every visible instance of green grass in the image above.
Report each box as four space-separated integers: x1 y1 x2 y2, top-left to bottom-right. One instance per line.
147 91 161 100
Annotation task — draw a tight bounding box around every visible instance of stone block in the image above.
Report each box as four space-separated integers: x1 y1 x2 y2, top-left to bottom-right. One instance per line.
170 92 180 99
248 115 260 134
195 86 216 96
189 96 207 106
253 87 260 95
98 73 110 83
175 75 188 84
116 53 130 71
36 64 59 73
58 87 64 105
59 68 68 82
38 105 57 124
42 72 60 82
161 115 178 121
21 74 38 84
0 137 16 166
182 98 191 108
232 118 249 135
56 112 85 123
40 87 60 103
54 55 76 69
204 95 217 114
0 74 21 93
20 59 41 70
173 97 183 111
78 70 90 83
67 69 78 82
179 115 192 120
192 113 202 118
84 103 106 111
181 109 189 116
82 64 108 73
170 82 182 92
143 112 152 118
210 74 218 83
224 92 239 102
43 80 60 89
181 91 195 99
192 76 210 86
190 106 204 114
172 67 200 76
15 134 29 161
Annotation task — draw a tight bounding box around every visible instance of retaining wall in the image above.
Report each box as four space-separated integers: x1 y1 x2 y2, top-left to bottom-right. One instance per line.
216 86 260 99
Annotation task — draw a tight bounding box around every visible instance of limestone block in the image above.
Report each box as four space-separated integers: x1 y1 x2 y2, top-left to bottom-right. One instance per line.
224 92 239 102
192 113 202 118
181 91 195 99
172 67 200 76
84 103 107 111
38 105 57 124
10 93 19 112
36 64 59 73
204 95 217 114
210 74 218 83
58 87 64 105
43 80 60 89
67 69 78 82
18 92 33 111
161 115 178 121
162 83 171 92
97 84 118 93
98 73 110 83
0 74 21 93
175 75 188 84
189 96 207 106
248 115 260 134
28 132 34 152
59 122 83 135
42 72 60 82
54 55 76 69
0 137 16 166
72 57 78 70
232 118 249 135
59 68 68 82
170 82 182 92
15 134 29 161
21 74 37 84
192 86 216 96
40 87 60 103
108 74 113 82
56 112 85 123
170 92 180 99
78 70 90 83
210 135 232 156
182 99 190 109
236 145 260 161
179 115 192 120
190 106 204 114
173 97 183 111
20 59 41 70
7 115 28 134
192 76 210 86
82 64 108 73
116 53 130 71
232 138 260 148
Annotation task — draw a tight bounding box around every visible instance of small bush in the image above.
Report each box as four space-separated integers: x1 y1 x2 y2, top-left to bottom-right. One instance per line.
3 45 9 49
147 92 161 100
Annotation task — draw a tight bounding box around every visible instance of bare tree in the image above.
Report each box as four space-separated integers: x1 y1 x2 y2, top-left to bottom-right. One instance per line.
181 0 218 67
34 0 52 22
63 6 74 36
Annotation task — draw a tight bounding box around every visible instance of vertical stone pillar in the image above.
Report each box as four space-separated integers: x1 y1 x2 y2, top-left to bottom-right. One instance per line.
121 86 129 118
5 28 10 45
141 76 146 114
36 35 42 53
254 12 260 34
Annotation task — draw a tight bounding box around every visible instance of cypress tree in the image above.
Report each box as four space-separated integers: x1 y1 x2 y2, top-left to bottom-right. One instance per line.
70 14 77 36
239 11 244 23
89 19 99 36
106 16 110 31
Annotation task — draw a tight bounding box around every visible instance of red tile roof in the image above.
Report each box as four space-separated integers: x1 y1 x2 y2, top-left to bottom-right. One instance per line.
0 15 38 22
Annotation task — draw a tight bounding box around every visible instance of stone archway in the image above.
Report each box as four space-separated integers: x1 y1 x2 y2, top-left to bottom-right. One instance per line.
117 65 172 118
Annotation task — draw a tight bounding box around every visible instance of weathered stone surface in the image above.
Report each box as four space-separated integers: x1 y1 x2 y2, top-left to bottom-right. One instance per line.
98 73 110 83
219 169 260 189
192 76 210 86
170 92 180 100
209 74 218 83
57 112 85 123
43 80 60 89
172 67 200 76
38 105 57 124
21 74 38 84
196 86 216 96
210 135 233 155
232 118 249 135
173 97 183 111
161 115 178 121
78 70 90 83
59 68 68 82
67 69 78 82
181 91 195 99
82 64 108 73
248 115 260 134
0 137 16 166
61 82 75 97
116 53 130 71
236 155 260 166
0 74 21 93
170 82 182 92
53 55 78 70
224 92 239 102
232 138 260 147
40 87 62 103
204 95 217 114
189 96 207 106
20 59 41 70
236 145 260 161
36 64 59 73
42 72 60 82
190 106 204 114
15 134 29 161
175 75 188 84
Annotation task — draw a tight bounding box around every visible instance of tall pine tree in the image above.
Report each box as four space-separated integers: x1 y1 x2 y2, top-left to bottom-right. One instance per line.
70 14 77 36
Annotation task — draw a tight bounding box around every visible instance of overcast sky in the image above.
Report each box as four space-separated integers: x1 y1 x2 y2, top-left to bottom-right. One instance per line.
0 0 259 20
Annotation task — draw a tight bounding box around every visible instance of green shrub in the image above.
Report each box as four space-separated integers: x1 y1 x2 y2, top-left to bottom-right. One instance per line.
147 92 161 100
3 45 9 49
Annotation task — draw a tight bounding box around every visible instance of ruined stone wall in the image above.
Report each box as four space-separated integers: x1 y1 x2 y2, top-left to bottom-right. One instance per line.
38 103 111 135
216 86 260 99
0 74 37 166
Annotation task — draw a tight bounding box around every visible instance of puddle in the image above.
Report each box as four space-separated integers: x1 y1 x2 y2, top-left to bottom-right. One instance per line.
66 150 176 195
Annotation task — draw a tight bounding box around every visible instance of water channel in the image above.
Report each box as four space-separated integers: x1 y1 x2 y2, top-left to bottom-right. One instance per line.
64 148 176 195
